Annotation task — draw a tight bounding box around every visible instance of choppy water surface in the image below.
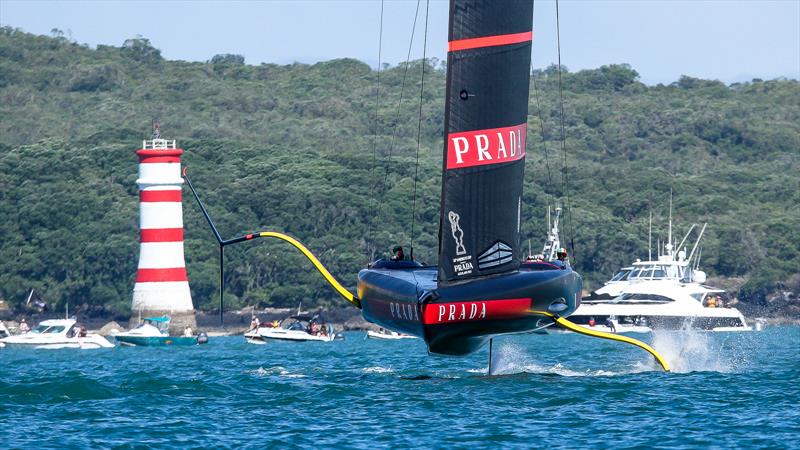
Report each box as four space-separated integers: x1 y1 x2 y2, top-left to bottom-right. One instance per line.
1 326 798 448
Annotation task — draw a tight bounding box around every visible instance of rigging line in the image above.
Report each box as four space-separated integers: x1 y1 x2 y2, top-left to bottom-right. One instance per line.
555 0 576 261
409 0 429 260
530 0 555 195
374 0 422 253
366 0 385 264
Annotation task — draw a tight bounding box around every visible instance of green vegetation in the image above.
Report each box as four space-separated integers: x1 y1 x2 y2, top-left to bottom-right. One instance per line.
1 28 798 316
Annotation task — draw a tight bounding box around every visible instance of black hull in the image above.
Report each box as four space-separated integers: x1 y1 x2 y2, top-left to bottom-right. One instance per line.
358 262 582 356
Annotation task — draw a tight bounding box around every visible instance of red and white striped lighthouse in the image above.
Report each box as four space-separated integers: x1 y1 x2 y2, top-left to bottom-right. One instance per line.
131 129 196 331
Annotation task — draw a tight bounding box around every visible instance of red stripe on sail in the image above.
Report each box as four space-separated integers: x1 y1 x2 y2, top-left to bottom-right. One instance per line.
446 123 527 170
423 298 531 325
140 190 182 202
448 31 532 52
140 228 184 242
136 268 188 283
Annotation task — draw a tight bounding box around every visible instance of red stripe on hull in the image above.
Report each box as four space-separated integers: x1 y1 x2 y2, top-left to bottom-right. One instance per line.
423 298 531 325
140 228 184 242
136 268 188 283
140 190 182 202
446 123 526 169
448 31 532 52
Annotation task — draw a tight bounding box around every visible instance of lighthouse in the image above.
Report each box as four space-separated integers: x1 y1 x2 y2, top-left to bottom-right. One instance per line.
131 126 196 333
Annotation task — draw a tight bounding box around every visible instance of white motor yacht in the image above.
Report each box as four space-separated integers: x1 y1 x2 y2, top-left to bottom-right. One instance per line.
366 328 418 340
572 280 751 333
0 319 114 349
578 212 751 332
538 198 751 334
245 314 341 343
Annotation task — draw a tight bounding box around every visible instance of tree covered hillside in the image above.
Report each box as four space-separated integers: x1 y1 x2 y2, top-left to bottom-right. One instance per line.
1 28 798 317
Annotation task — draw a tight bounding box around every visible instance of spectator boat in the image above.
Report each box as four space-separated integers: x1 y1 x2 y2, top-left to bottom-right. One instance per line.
0 318 114 349
366 328 418 340
114 316 208 346
245 314 340 343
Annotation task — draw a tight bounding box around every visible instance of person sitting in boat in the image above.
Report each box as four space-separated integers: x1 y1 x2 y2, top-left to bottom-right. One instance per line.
588 317 596 327
553 248 570 268
79 324 87 338
706 295 717 308
309 322 321 335
18 318 29 333
183 326 193 337
391 246 405 261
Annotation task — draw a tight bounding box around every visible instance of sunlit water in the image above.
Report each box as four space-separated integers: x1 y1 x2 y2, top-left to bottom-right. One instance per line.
1 327 798 448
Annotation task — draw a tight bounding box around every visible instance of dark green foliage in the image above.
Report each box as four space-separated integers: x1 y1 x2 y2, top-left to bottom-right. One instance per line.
0 29 798 315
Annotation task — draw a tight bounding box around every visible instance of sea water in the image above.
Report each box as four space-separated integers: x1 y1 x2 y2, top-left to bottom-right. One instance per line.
1 326 798 448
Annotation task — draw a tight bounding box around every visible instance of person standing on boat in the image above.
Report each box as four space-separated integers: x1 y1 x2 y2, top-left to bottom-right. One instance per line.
605 316 617 333
18 318 29 334
391 246 405 261
250 316 260 330
554 248 570 268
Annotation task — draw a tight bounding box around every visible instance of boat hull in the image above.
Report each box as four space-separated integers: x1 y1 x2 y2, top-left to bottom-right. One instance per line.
0 337 114 349
114 336 201 346
358 263 581 356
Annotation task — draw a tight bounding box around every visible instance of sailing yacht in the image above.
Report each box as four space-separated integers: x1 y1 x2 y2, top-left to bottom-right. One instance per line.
357 0 582 356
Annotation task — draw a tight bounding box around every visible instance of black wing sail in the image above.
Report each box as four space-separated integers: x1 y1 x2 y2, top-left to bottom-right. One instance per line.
438 0 533 284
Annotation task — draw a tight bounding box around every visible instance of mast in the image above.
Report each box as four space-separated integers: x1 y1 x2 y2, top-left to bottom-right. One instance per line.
437 0 534 284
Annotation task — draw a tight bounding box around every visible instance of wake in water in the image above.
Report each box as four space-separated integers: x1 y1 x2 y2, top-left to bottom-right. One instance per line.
248 366 306 378
483 343 648 377
650 328 745 373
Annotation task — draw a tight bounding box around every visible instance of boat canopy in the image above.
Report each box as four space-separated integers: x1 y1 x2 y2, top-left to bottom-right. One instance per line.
144 317 170 323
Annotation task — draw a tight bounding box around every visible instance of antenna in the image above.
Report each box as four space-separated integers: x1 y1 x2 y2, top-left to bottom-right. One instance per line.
648 210 652 261
687 222 707 264
667 189 673 257
676 224 697 261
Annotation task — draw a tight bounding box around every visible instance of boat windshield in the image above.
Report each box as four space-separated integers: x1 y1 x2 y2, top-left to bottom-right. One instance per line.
628 265 683 280
31 325 49 334
32 325 65 334
610 269 631 282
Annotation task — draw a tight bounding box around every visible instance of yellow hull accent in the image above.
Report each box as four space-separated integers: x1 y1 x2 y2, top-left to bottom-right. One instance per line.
257 232 360 308
531 310 670 372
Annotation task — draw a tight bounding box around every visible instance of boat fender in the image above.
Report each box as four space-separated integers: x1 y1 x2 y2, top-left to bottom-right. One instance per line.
197 332 209 345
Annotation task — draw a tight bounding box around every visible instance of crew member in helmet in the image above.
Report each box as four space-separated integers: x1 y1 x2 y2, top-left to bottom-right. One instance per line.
391 246 405 261
554 247 570 268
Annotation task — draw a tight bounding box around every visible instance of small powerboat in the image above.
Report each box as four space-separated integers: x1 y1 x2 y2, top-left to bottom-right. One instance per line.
114 317 208 346
0 319 114 349
366 328 418 340
246 314 340 343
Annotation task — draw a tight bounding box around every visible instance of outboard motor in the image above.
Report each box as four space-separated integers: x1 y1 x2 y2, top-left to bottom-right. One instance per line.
196 332 209 345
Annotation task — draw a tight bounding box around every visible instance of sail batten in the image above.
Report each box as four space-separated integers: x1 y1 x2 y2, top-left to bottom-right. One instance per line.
438 0 533 284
